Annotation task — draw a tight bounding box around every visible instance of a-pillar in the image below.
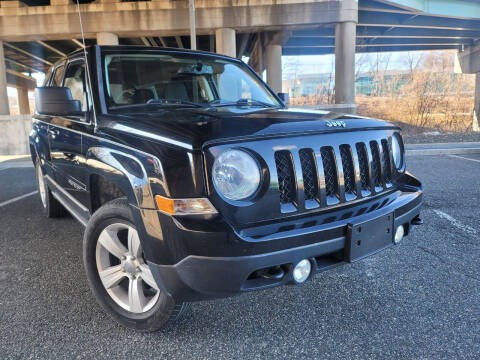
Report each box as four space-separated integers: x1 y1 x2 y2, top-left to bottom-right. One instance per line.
266 44 283 94
215 28 236 57
335 21 356 114
0 40 9 115
17 87 30 115
96 32 119 46
473 73 480 132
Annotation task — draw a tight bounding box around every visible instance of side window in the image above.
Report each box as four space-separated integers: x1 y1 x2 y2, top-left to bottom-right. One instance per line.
43 67 54 86
52 65 65 87
64 61 89 113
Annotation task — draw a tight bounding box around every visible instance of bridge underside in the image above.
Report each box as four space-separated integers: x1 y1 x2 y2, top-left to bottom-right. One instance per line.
0 0 479 127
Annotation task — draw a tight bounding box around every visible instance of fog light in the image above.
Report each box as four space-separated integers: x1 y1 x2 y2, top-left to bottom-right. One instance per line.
394 225 405 244
293 259 311 283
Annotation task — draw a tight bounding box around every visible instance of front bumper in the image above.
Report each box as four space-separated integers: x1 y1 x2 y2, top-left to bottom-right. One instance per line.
148 187 422 302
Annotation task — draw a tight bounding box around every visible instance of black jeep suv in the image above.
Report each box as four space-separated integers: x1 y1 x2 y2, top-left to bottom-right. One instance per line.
30 45 422 331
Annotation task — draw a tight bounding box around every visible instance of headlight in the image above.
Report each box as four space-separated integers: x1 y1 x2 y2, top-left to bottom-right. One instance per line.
212 149 261 201
391 134 403 169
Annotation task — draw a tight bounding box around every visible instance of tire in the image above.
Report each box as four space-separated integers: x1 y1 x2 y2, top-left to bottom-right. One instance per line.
83 197 189 332
35 160 66 218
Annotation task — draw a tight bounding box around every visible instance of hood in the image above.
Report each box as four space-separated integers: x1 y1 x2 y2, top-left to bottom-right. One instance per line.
98 107 398 151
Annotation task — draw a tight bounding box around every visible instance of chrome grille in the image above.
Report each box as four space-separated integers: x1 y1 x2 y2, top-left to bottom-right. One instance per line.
273 137 397 213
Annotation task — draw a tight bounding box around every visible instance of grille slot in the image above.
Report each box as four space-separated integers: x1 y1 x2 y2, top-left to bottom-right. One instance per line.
320 146 339 198
369 141 382 188
340 145 356 195
274 151 296 204
299 149 318 201
356 142 370 191
381 139 392 182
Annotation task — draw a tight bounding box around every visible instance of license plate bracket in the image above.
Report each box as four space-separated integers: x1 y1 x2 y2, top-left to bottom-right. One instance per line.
345 213 394 262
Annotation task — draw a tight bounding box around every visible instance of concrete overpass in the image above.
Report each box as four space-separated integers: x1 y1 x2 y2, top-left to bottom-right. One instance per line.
0 0 479 127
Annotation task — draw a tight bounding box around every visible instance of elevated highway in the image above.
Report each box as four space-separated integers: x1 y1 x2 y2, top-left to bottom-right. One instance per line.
0 0 479 129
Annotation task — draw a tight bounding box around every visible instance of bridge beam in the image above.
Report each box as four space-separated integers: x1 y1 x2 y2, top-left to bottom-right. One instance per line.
0 1 358 42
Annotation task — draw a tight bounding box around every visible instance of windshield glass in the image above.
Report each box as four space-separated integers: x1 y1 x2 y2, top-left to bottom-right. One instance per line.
103 53 281 109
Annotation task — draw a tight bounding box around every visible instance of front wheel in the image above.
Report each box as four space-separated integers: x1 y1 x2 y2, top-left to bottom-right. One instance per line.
83 198 188 331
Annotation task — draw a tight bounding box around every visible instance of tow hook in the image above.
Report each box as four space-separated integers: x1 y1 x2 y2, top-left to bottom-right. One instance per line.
258 266 285 281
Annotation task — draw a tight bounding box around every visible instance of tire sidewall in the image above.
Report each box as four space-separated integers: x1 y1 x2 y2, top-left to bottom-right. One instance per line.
83 198 177 331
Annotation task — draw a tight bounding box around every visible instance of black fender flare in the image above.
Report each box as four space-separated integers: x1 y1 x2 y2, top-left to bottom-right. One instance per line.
85 146 171 264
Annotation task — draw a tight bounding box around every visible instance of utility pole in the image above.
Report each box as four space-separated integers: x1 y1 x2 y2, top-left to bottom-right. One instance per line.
189 0 197 50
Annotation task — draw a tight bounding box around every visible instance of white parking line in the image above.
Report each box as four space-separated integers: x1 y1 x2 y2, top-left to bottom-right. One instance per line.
0 191 38 208
448 154 480 164
0 163 33 171
433 209 477 237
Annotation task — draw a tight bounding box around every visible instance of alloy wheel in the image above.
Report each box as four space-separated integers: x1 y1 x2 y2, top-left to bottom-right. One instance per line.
95 223 160 314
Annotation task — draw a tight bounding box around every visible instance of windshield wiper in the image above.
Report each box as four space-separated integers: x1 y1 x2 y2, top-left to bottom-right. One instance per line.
210 98 278 108
146 98 208 108
109 98 208 110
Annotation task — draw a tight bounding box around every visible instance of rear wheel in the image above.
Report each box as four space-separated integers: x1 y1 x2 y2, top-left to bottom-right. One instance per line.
83 198 188 331
35 160 66 218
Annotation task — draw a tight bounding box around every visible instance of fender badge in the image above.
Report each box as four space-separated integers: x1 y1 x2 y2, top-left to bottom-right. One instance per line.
325 120 346 128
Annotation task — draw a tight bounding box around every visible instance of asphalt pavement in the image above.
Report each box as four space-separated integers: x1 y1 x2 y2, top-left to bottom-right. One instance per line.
0 154 479 359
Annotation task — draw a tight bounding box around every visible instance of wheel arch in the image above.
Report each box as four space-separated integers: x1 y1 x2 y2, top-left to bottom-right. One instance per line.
89 174 126 213
86 146 156 210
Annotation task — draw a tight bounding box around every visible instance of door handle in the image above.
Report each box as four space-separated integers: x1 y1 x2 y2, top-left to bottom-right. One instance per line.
48 129 59 136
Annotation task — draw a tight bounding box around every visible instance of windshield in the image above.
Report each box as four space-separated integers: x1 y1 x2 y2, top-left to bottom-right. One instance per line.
103 53 281 109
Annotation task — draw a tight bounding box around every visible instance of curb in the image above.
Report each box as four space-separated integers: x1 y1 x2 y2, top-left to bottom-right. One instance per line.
406 147 480 156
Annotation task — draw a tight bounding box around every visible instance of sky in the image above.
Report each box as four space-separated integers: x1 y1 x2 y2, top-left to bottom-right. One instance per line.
282 51 427 78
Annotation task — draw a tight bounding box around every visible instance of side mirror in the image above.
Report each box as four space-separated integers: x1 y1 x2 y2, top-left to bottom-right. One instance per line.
35 87 83 116
277 92 289 106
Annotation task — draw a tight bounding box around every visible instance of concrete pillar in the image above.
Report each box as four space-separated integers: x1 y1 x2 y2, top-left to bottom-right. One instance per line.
215 28 236 57
96 32 119 46
266 44 283 93
17 87 30 115
335 21 356 113
0 40 9 115
473 73 480 132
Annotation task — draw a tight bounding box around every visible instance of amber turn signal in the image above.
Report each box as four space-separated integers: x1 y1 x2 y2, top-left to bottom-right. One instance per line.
155 195 217 215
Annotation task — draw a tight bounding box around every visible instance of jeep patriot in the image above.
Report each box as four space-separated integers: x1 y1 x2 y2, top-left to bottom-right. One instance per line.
30 46 423 331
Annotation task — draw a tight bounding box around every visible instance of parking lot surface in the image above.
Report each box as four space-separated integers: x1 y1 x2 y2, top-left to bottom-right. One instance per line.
0 155 479 359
